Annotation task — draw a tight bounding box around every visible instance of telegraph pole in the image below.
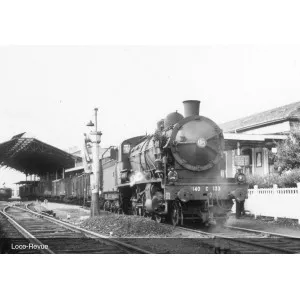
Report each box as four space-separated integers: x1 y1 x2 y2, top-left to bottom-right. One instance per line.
87 108 102 217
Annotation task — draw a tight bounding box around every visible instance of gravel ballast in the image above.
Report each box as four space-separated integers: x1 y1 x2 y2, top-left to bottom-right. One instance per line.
80 214 174 237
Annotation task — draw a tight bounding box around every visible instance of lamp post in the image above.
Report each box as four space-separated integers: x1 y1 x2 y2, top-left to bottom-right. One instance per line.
86 108 102 217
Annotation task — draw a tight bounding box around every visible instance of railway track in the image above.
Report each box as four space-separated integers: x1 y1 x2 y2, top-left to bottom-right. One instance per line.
98 206 300 253
3 201 300 254
0 203 151 254
176 224 300 253
0 204 42 254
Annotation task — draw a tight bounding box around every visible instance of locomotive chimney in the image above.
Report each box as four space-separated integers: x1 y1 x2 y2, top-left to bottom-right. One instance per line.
183 100 201 117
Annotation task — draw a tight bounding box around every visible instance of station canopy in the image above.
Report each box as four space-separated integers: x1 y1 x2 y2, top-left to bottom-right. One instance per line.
0 133 77 175
223 133 287 150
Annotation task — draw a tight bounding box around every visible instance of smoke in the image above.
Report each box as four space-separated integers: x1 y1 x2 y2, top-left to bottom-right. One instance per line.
129 171 146 187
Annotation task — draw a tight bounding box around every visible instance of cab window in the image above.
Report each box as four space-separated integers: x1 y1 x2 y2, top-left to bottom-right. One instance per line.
123 144 131 154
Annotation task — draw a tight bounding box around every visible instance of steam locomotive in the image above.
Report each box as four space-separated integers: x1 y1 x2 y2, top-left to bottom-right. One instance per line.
101 100 248 225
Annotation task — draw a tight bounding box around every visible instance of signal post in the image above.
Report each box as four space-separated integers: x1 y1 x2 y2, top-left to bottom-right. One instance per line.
87 108 102 217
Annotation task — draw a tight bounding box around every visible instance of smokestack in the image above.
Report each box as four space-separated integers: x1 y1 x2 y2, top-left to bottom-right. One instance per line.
183 100 201 117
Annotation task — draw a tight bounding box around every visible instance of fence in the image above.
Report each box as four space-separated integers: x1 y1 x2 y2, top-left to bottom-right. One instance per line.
243 183 300 223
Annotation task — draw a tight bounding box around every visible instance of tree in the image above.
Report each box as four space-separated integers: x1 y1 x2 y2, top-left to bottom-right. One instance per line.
273 132 300 170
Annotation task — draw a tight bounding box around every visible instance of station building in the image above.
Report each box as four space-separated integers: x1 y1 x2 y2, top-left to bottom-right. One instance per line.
0 132 77 195
220 101 300 177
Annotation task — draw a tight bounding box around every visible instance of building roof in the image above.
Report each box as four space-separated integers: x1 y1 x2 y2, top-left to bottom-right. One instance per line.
64 165 85 173
15 181 40 185
220 101 300 133
0 133 76 175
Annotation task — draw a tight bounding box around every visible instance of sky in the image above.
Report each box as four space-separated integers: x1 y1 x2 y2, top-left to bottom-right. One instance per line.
1 45 300 186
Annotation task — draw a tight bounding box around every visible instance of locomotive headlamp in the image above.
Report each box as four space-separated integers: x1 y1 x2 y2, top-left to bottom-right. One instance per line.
196 138 207 148
168 168 178 182
237 174 246 183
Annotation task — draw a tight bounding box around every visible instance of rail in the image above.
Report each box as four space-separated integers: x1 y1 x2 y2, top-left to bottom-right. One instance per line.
0 206 54 254
177 225 300 253
24 204 152 254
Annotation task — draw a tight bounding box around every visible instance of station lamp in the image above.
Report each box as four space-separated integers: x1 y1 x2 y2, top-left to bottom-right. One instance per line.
86 120 94 127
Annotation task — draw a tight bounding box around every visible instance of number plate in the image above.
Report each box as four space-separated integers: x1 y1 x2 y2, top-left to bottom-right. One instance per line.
192 186 221 192
212 186 221 191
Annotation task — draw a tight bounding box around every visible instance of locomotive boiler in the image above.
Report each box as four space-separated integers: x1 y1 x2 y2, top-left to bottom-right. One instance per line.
103 100 248 225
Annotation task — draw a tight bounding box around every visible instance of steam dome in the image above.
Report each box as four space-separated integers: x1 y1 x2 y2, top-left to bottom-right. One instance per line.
164 111 184 128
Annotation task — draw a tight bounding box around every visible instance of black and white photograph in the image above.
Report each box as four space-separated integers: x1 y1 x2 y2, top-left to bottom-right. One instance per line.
3 1 300 299
2 42 300 255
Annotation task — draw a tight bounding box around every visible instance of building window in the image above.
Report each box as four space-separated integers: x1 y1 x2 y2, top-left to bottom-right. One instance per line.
256 152 262 167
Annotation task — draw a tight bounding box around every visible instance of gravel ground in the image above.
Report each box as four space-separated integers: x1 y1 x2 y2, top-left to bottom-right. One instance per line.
32 201 91 225
80 214 174 237
31 202 211 238
32 201 300 237
120 238 215 253
27 202 300 253
25 201 300 238
78 213 217 253
225 214 300 237
28 202 216 253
